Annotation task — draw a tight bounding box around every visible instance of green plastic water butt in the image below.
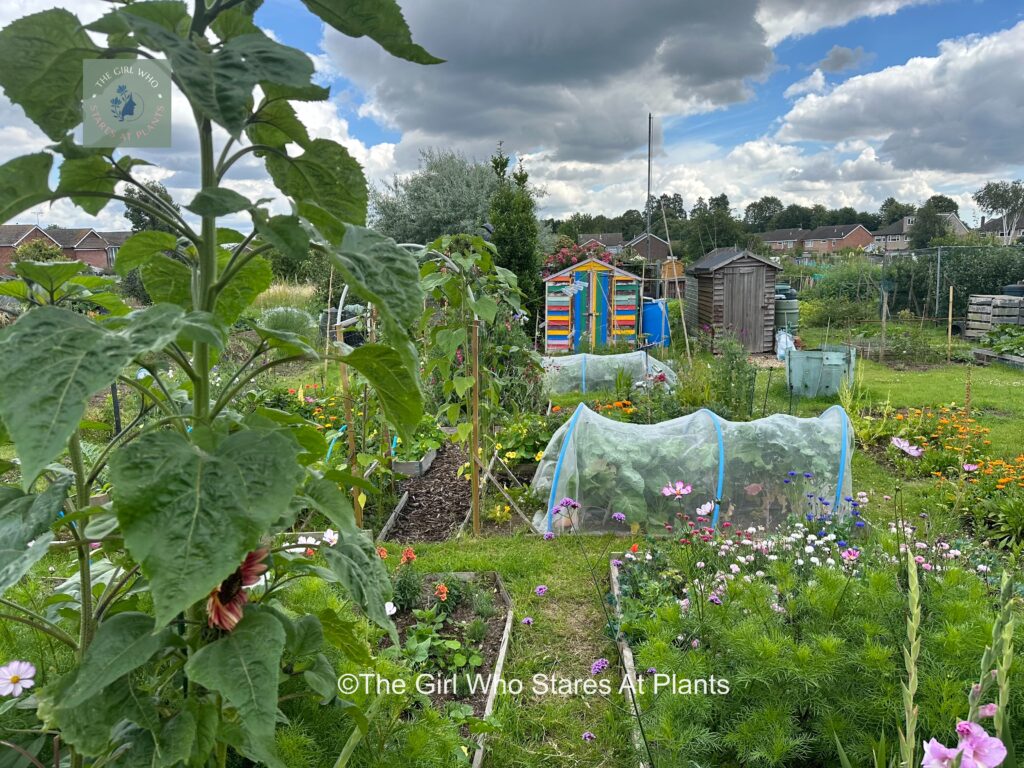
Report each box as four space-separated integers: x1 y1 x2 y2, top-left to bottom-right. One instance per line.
785 345 856 398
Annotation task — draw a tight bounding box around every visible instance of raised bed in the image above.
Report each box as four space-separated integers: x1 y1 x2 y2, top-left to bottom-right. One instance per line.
385 571 513 768
392 447 438 477
972 347 1024 371
381 444 471 541
609 555 649 768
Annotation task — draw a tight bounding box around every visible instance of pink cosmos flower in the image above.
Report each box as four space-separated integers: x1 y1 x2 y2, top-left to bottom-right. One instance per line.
840 548 860 561
662 481 693 498
891 436 924 457
964 463 980 472
0 661 35 697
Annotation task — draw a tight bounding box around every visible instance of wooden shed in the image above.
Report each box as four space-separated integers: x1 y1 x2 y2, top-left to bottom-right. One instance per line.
543 257 641 353
685 247 780 353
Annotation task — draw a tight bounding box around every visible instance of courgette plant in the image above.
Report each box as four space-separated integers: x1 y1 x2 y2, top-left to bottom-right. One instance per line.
0 1 440 766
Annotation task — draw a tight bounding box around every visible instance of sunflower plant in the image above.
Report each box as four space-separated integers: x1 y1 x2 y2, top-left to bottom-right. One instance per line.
0 1 439 766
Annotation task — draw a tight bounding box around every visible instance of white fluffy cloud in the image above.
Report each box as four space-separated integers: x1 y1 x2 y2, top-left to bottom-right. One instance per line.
783 69 827 99
757 0 933 45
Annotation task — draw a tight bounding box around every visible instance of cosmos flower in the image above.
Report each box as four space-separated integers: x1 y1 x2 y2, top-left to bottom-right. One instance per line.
0 661 35 697
322 529 338 547
891 437 924 457
385 602 397 616
662 481 693 498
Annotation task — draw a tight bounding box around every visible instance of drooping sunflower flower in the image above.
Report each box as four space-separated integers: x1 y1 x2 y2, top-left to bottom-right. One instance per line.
207 548 268 631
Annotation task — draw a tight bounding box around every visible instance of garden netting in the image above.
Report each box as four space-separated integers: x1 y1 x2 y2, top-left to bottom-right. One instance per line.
541 351 678 394
532 403 853 534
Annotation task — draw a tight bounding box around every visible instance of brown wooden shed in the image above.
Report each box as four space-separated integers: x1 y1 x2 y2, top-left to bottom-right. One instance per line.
684 247 781 353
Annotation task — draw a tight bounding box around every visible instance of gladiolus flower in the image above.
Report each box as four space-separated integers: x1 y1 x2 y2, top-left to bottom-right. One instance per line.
434 583 449 602
400 547 416 565
979 703 998 718
376 546 388 559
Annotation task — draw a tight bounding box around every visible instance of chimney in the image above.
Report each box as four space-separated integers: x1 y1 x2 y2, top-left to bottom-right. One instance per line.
981 216 986 227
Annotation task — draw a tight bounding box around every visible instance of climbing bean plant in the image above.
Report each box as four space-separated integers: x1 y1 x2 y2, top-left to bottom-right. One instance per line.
0 1 438 766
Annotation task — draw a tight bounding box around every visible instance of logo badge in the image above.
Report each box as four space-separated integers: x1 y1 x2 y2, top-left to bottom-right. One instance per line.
83 60 172 148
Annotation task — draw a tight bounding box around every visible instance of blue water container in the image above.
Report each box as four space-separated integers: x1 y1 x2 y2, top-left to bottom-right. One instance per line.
641 299 671 347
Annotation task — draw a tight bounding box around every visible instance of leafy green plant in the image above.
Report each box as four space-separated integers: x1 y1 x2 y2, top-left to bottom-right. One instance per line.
465 617 488 646
392 562 423 614
258 305 316 340
986 324 1024 357
394 416 446 461
710 335 757 419
0 2 438 766
472 591 497 621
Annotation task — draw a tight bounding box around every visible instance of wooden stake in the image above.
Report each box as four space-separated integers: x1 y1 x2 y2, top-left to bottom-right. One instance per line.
660 199 691 365
947 285 954 363
471 317 481 536
339 362 362 527
323 266 334 382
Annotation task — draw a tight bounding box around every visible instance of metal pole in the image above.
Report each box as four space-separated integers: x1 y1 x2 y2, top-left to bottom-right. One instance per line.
947 285 954 363
935 246 942 317
646 113 652 264
471 318 481 536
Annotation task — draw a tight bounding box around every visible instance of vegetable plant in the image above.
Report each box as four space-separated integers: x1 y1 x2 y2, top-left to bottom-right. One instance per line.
0 1 439 766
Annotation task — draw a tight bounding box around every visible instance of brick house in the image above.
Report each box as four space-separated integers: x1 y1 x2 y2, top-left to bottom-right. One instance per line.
1 224 133 275
802 224 873 253
871 213 970 251
578 233 625 253
752 228 809 252
625 232 672 262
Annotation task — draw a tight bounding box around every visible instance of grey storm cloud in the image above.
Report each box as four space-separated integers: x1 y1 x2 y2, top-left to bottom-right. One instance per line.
817 45 867 72
320 0 772 164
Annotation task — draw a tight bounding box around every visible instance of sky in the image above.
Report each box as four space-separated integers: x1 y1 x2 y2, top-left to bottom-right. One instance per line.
1 0 1023 232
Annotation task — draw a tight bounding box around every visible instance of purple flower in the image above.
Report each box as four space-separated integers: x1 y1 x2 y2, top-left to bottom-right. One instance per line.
558 497 581 510
535 585 548 596
582 731 596 742
646 667 657 675
611 559 623 568
590 658 609 675
891 436 924 457
543 531 554 540
521 617 534 626
611 512 626 523
708 594 722 605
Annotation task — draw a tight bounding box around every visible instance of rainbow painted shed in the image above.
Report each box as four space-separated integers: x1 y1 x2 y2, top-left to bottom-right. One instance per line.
543 257 641 353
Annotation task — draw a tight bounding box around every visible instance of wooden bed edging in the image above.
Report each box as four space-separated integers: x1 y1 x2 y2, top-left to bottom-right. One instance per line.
375 491 409 542
609 555 649 768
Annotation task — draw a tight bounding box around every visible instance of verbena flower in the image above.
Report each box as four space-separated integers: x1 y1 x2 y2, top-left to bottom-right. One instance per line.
543 531 555 540
590 658 609 675
582 731 596 742
535 585 548 596
611 512 626 523
521 616 533 626
0 661 35 697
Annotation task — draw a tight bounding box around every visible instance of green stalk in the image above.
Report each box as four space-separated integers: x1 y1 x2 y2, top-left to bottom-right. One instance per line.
192 115 218 423
333 695 385 768
898 546 921 768
67 433 95 655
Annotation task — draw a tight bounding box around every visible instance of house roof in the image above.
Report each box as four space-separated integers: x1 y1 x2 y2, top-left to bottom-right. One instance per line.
753 228 809 242
804 224 868 241
98 231 133 246
625 232 670 247
47 227 99 248
543 256 640 282
0 224 58 247
977 217 1024 233
578 233 624 247
686 247 780 274
873 212 965 238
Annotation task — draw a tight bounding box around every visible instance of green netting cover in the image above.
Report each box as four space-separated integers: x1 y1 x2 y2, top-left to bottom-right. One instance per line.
532 403 853 534
541 352 677 394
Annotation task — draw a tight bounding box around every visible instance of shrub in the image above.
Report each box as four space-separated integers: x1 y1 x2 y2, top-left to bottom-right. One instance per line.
801 296 876 328
258 306 316 339
709 336 756 419
392 564 421 613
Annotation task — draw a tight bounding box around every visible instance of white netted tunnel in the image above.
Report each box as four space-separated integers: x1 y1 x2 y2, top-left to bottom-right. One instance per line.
532 403 854 534
541 351 678 394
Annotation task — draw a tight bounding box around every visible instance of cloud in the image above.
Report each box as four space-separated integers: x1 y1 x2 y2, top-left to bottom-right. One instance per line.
783 69 827 99
778 22 1024 173
817 45 868 73
757 0 932 45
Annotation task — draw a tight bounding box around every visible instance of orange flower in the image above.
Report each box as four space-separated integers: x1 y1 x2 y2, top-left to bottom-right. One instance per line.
400 547 416 565
376 546 388 559
630 543 639 553
551 405 562 413
434 583 449 601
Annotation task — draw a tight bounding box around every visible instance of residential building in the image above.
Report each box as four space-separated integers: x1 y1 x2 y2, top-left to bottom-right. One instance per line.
751 228 809 252
0 224 133 274
803 224 874 253
577 233 625 253
624 232 672 262
871 212 970 251
977 216 1024 243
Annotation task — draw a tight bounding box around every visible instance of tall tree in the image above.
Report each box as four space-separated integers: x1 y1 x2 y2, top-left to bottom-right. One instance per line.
684 195 744 260
743 195 784 231
370 148 496 244
973 180 1024 245
878 196 916 226
489 147 540 312
771 204 813 230
557 212 595 241
909 202 950 248
619 209 645 239
123 180 180 234
924 194 959 216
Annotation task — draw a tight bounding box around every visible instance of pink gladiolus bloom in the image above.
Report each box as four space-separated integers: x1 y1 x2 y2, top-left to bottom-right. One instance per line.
956 720 1007 767
891 436 923 457
979 704 998 718
922 739 962 767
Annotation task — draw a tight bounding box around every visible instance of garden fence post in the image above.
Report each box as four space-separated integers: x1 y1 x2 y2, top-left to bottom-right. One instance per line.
947 285 954 363
471 317 481 535
340 362 362 527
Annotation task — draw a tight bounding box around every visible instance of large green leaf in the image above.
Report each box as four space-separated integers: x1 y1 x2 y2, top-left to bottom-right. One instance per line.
215 251 273 324
140 253 191 309
114 12 313 136
186 187 253 217
299 0 443 65
252 211 309 268
328 224 423 338
321 539 397 642
267 138 367 226
184 611 285 768
247 98 310 150
111 429 303 626
63 613 168 707
115 231 178 276
12 260 86 294
56 155 118 216
0 479 71 596
0 153 53 222
0 9 100 140
318 608 371 665
0 305 186 488
341 344 422 442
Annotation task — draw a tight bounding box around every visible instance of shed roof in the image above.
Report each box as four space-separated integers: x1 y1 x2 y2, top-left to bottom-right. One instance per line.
543 256 640 282
686 247 779 274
